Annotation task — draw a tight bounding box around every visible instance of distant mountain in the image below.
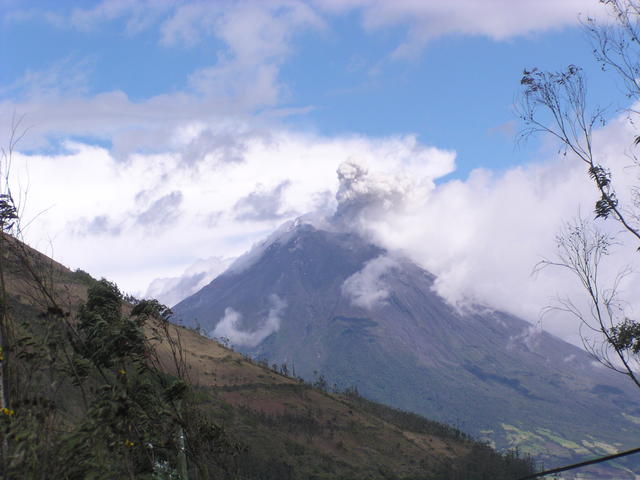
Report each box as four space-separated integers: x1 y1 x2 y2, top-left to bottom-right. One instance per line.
173 219 640 478
145 255 234 307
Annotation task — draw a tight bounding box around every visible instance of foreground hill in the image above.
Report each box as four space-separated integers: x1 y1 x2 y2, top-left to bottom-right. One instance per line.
159 322 534 479
0 235 535 479
173 220 640 479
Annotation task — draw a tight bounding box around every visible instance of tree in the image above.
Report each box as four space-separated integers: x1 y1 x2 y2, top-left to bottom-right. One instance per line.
0 267 240 478
534 216 640 389
519 0 640 387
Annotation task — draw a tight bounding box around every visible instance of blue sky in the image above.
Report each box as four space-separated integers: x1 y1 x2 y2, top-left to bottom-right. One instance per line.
2 0 639 345
1 1 626 175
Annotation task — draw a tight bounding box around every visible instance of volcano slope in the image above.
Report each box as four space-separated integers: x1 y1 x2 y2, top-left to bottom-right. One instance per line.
173 221 640 478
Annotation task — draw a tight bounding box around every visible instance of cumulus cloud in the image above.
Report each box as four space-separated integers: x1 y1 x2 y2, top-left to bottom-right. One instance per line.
342 254 399 310
11 103 640 349
17 108 640 349
12 130 450 296
178 123 259 166
69 187 185 237
210 294 286 347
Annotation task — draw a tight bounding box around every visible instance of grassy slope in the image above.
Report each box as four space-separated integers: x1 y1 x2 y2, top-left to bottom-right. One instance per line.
158 320 482 477
162 327 466 479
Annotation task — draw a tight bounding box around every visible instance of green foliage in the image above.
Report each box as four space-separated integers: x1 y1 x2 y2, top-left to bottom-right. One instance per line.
76 280 148 369
1 277 240 479
0 193 18 232
609 319 640 354
70 268 97 286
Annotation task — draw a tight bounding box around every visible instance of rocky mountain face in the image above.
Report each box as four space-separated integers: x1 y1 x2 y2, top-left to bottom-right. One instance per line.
173 220 640 477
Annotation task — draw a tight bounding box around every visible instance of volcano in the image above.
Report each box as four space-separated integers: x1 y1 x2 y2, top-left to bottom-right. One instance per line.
173 219 640 475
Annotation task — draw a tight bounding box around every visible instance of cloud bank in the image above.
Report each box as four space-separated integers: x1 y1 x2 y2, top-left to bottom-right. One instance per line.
12 131 452 297
329 112 640 346
12 107 640 349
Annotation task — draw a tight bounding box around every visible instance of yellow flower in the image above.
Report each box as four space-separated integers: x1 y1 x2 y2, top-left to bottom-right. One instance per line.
124 439 134 448
118 369 126 375
1 407 14 416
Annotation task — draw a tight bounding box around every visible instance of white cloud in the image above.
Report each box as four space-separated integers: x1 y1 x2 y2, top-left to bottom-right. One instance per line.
316 0 604 58
161 1 323 53
11 129 452 297
210 294 286 347
13 104 640 350
233 180 294 221
10 95 640 350
342 254 399 310
176 0 323 107
508 325 543 353
0 0 610 159
0 83 279 157
330 111 640 346
0 1 324 154
2 0 610 149
13 0 604 56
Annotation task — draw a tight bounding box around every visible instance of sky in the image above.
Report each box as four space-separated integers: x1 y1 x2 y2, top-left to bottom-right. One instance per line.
2 0 640 347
